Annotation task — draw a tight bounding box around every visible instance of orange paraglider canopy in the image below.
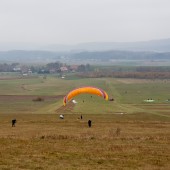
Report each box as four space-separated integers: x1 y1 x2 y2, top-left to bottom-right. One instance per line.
63 86 109 106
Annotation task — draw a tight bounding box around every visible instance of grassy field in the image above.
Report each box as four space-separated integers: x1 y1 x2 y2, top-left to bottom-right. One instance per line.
0 74 170 169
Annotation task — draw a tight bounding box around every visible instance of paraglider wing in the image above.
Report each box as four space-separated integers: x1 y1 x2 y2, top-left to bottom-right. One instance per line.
63 86 108 106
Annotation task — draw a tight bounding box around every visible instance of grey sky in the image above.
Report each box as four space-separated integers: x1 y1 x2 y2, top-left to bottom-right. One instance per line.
0 0 170 44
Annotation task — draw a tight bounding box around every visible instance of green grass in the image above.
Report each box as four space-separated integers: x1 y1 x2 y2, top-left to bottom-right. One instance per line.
114 80 170 104
0 76 170 116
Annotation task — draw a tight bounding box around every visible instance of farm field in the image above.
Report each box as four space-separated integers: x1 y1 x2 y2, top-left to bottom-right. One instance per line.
0 74 170 169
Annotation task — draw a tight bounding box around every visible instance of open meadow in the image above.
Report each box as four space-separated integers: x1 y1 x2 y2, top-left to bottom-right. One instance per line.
0 74 170 169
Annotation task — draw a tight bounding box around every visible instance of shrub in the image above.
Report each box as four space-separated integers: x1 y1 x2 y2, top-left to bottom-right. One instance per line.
32 97 44 102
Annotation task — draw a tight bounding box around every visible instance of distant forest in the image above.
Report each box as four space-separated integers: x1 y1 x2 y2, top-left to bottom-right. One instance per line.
78 71 170 79
69 51 170 60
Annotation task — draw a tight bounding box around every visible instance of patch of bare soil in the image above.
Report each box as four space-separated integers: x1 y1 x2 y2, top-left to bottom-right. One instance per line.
0 95 64 101
116 78 155 84
0 76 36 80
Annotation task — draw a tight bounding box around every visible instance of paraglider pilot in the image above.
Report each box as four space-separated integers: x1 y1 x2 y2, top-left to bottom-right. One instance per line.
12 119 16 127
88 120 92 127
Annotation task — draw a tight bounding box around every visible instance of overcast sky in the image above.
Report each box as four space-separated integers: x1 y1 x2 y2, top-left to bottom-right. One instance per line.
0 0 170 44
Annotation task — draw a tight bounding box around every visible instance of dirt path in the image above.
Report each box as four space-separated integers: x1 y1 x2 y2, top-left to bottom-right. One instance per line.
0 95 64 101
56 102 75 113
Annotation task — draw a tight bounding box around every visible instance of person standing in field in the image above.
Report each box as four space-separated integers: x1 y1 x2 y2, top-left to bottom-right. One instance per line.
12 119 16 127
88 120 92 127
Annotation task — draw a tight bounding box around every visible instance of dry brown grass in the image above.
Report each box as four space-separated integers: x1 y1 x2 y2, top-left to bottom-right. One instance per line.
0 113 170 170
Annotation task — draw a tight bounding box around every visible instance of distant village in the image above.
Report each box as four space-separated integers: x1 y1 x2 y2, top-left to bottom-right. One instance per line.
1 62 170 79
0 62 91 76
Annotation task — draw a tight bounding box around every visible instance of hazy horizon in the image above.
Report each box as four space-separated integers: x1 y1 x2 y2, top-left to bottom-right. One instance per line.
0 0 170 45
